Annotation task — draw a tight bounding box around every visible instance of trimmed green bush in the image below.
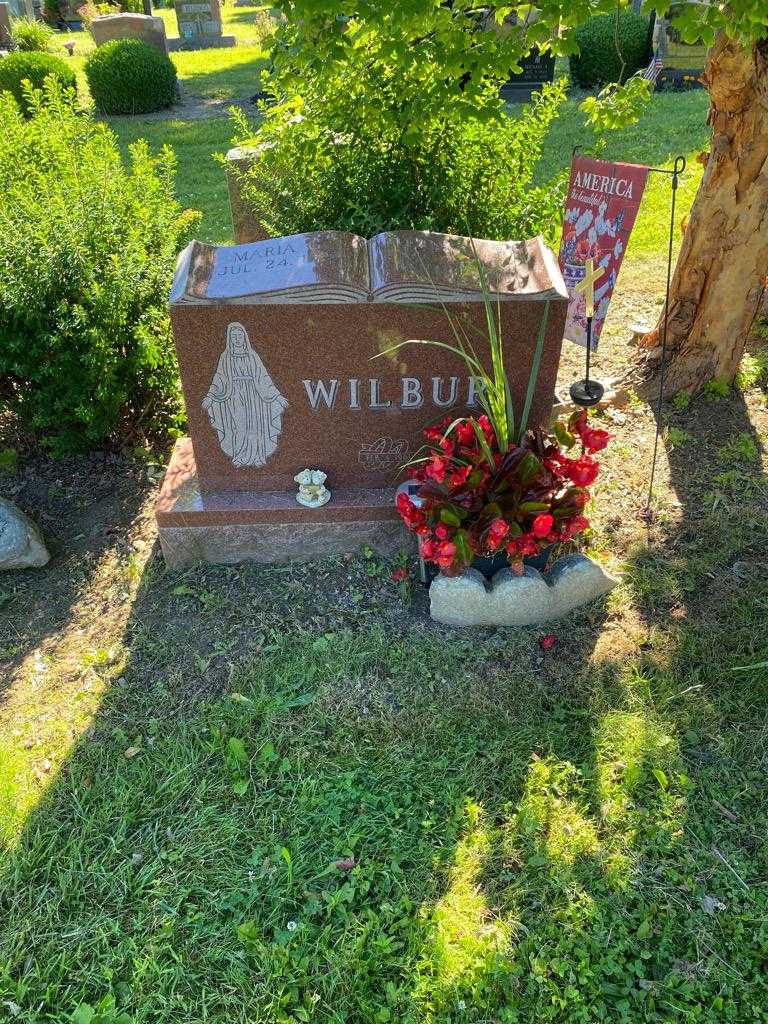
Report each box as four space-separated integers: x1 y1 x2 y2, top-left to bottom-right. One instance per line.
232 80 568 244
85 38 177 115
0 51 76 114
0 81 200 452
570 11 652 89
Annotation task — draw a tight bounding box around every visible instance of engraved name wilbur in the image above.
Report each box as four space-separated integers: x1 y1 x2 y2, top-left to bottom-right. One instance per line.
302 376 485 411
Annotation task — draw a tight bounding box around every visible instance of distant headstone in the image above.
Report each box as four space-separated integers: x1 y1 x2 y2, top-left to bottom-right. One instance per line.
156 230 569 567
225 145 271 244
0 498 50 570
500 49 556 102
91 12 168 53
171 0 234 49
0 3 11 47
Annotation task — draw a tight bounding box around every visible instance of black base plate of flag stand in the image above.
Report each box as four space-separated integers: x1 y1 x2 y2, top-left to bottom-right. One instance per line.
569 378 605 407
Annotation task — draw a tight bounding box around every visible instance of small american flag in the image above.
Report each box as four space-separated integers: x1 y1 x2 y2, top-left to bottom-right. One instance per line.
642 53 664 84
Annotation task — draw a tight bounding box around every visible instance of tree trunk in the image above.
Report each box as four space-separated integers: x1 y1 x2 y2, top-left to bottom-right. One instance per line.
639 33 768 393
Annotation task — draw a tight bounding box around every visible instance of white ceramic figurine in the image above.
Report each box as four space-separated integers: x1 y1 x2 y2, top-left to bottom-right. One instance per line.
294 469 331 508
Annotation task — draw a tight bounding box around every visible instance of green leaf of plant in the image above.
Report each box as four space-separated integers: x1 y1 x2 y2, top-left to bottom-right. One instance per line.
440 506 462 526
518 500 550 513
71 1007 95 1024
519 452 541 485
553 421 576 449
652 767 669 790
518 300 550 440
228 737 248 765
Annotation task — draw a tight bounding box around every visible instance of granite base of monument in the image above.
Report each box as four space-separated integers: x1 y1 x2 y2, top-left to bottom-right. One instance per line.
156 439 410 568
168 34 235 50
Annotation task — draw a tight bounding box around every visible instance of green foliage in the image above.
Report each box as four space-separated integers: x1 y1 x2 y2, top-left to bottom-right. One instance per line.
0 81 200 452
85 38 177 115
42 0 63 23
9 16 54 52
78 1 121 34
70 995 132 1024
581 74 654 131
703 377 731 400
717 431 761 465
665 425 693 448
0 50 76 114
570 10 652 89
257 0 766 153
0 448 18 474
232 80 568 242
735 347 768 390
672 390 692 411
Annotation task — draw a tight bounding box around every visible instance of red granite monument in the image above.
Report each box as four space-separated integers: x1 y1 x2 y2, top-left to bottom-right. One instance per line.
157 230 569 566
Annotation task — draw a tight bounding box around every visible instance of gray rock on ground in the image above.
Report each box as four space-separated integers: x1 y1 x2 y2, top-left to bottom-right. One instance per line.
430 553 618 627
0 498 50 570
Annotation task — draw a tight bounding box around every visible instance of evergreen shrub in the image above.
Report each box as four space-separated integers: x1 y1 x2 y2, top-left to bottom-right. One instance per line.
85 38 176 115
0 51 76 114
231 81 568 245
0 82 199 452
570 11 653 89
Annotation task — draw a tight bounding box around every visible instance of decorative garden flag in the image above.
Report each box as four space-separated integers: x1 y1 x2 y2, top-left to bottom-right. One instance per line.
559 155 650 349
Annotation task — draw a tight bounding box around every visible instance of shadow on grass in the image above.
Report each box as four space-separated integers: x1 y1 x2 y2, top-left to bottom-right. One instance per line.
623 382 767 635
2 524 766 1023
174 52 270 101
0 452 155 699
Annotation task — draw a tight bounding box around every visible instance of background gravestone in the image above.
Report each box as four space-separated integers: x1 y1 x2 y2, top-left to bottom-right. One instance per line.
500 49 556 102
226 145 271 244
0 3 11 48
171 0 234 50
91 13 168 54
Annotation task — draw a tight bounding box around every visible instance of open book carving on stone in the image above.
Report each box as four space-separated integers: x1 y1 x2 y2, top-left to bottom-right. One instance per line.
170 230 566 305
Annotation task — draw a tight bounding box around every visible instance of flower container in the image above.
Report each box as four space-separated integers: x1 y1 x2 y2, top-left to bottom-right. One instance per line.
472 544 555 579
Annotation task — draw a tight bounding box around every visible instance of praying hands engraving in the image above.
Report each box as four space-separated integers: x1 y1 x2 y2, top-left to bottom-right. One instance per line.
203 322 288 468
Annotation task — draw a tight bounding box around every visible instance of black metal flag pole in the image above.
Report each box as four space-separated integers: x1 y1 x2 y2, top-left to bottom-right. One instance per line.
645 154 686 520
570 258 605 408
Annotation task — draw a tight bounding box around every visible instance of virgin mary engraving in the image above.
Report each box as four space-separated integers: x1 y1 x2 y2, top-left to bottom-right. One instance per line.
203 322 288 468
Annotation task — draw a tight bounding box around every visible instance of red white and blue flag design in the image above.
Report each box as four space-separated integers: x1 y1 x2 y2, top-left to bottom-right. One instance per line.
558 155 650 350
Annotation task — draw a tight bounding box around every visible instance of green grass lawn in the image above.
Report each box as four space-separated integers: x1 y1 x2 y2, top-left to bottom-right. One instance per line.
113 116 235 242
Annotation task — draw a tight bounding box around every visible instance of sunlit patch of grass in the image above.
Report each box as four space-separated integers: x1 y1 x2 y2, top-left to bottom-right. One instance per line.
415 801 513 1015
511 757 599 869
0 534 152 845
594 710 680 823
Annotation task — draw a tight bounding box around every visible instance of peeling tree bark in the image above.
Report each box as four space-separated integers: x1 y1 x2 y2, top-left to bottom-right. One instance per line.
638 32 768 393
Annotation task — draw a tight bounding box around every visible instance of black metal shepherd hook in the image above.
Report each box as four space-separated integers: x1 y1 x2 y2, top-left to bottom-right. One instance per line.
645 154 687 521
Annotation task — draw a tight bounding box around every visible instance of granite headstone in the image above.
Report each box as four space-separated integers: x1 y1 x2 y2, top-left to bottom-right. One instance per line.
0 2 12 47
91 12 168 54
500 49 556 102
172 0 234 49
157 230 569 566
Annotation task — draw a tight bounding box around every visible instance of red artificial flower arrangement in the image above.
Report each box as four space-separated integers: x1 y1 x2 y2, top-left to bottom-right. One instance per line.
396 408 610 577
